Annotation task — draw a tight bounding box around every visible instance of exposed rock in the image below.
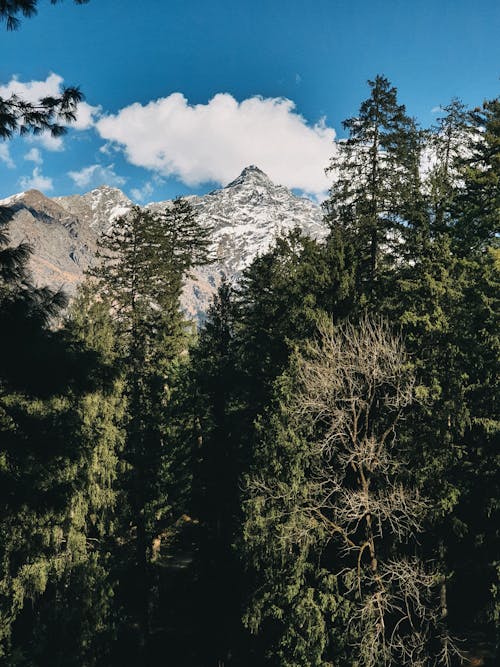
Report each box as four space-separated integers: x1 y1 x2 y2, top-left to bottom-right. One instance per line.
2 167 327 318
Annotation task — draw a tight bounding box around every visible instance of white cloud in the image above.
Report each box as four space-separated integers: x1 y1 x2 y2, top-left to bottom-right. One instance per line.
0 144 15 168
68 163 126 189
27 133 64 151
0 72 64 103
72 101 101 130
24 147 43 164
96 92 335 196
130 181 154 202
99 141 120 155
20 167 53 192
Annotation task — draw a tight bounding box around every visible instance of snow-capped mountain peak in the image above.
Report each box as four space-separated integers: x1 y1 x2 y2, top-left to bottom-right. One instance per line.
2 166 327 319
54 185 133 232
225 165 273 189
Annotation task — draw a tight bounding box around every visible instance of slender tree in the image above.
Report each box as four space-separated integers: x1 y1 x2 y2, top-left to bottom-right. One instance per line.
89 198 211 658
452 97 500 254
324 75 422 300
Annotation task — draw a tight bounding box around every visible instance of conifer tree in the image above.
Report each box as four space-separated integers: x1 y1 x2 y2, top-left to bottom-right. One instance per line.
426 99 469 237
324 75 422 300
89 198 211 657
184 231 356 664
235 228 355 412
187 276 244 666
378 94 500 657
0 0 89 30
452 96 500 254
0 241 124 662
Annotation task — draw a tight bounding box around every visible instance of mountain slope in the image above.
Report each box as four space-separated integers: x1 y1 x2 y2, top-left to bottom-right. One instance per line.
1 166 326 317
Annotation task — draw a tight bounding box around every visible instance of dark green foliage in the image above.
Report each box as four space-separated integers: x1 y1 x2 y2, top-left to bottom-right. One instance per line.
0 86 83 141
243 370 352 667
389 238 500 650
243 319 455 666
186 277 243 665
453 98 500 254
179 229 357 664
235 227 355 411
0 232 124 661
89 198 211 660
324 75 422 300
237 79 499 665
1 71 498 667
378 97 500 654
426 99 469 237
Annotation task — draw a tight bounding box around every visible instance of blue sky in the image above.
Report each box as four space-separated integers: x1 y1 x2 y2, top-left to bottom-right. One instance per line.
0 0 499 202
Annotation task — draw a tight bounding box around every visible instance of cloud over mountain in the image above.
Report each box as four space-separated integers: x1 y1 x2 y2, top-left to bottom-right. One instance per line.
96 93 335 197
68 164 126 189
19 167 53 191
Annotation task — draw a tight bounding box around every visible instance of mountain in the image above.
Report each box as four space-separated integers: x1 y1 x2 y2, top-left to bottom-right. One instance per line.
0 166 326 317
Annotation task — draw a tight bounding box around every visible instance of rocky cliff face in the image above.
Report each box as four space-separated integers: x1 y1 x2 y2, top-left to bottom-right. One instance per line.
1 166 326 317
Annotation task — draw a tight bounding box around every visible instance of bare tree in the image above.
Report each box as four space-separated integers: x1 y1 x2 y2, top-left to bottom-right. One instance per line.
250 316 462 666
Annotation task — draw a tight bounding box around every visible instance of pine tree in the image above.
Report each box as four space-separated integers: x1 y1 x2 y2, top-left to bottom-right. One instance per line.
243 368 352 667
235 228 355 413
187 276 244 666
426 99 470 237
379 94 500 658
452 96 500 254
324 75 422 301
0 247 124 661
89 198 211 658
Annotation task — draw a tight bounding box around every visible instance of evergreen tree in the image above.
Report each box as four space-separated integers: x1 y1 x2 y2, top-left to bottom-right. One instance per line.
426 99 470 237
187 277 243 666
181 230 355 664
235 228 355 413
378 94 500 659
324 75 422 301
243 368 352 667
0 240 124 662
89 198 211 659
452 97 500 254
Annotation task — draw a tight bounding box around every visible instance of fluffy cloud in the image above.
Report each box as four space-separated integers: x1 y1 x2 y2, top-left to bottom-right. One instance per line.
0 144 15 168
96 93 335 196
68 163 126 189
20 167 53 192
72 101 102 130
25 132 64 151
0 72 63 103
24 147 43 164
0 73 100 149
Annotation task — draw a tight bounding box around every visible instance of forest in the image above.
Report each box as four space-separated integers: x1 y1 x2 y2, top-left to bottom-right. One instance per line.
0 3 499 667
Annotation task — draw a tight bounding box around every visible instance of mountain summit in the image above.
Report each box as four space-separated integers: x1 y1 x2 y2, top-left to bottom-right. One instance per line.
2 166 326 317
225 165 273 189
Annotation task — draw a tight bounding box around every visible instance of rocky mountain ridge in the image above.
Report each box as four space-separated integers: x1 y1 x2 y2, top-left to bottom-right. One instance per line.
1 166 326 317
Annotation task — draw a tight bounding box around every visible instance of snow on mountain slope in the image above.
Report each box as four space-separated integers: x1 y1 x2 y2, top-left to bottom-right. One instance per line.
151 166 325 274
54 185 134 233
2 166 327 318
